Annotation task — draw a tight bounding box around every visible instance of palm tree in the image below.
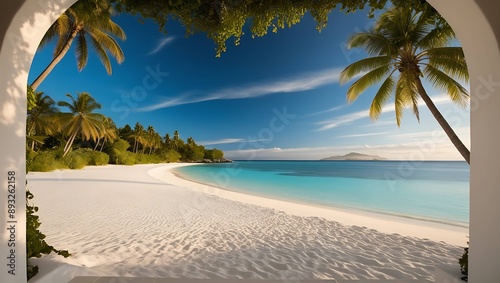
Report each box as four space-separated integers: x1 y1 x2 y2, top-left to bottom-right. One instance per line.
27 91 60 150
340 6 470 164
130 122 146 153
172 130 182 151
94 117 118 151
57 92 106 157
144 126 161 154
30 0 126 91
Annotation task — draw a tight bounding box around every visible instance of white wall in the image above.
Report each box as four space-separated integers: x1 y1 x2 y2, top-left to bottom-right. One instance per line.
0 0 498 282
426 1 500 282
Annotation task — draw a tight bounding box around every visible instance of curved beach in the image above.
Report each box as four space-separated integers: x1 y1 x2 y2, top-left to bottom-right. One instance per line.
27 163 467 283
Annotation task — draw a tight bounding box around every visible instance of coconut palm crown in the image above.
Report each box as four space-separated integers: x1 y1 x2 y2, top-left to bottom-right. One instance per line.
30 0 126 91
340 6 470 164
57 92 106 157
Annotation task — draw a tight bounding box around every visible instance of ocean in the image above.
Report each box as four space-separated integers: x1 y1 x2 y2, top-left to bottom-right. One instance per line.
173 160 469 226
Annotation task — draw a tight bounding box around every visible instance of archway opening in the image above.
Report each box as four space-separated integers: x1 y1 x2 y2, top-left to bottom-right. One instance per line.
3 0 498 283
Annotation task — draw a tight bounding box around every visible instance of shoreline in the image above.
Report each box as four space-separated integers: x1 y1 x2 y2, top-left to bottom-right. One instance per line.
149 163 469 246
27 163 466 282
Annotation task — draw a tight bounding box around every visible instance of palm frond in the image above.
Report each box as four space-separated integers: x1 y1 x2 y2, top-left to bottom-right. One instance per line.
89 37 111 75
80 114 106 141
101 19 126 40
424 65 469 107
346 64 392 102
26 135 49 145
38 15 69 50
340 56 391 84
424 47 469 81
394 71 419 126
369 75 395 120
76 32 88 71
57 99 76 113
347 32 392 56
91 28 125 63
417 24 455 49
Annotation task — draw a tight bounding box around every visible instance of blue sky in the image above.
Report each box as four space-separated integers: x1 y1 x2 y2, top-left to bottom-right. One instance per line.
28 8 470 161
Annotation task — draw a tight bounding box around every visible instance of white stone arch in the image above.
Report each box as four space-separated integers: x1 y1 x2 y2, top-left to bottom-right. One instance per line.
1 0 498 282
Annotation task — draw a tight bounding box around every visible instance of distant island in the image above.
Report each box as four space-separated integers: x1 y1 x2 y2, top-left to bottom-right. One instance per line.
321 152 387 161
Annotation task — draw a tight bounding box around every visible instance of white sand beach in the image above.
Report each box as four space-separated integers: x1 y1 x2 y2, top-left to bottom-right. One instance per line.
27 163 468 283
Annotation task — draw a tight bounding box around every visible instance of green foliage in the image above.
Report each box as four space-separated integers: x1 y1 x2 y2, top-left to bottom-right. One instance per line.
135 153 162 164
204 148 224 160
89 150 110 165
109 139 135 165
27 151 66 172
113 0 443 57
459 241 469 281
63 148 110 167
27 86 37 111
62 150 91 169
111 149 136 165
27 149 110 172
159 149 182 163
112 138 131 151
179 141 205 162
26 189 70 280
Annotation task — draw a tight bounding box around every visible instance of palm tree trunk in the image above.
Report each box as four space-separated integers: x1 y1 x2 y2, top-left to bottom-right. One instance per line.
30 28 80 91
63 131 78 157
100 141 105 152
415 77 470 164
94 138 101 151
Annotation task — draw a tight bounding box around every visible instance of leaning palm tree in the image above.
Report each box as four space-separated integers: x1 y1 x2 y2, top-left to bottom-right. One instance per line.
340 6 470 164
30 0 126 91
57 92 106 157
27 91 60 150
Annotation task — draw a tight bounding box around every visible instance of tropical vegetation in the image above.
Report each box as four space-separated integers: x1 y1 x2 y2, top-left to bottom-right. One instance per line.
26 91 227 172
339 6 470 164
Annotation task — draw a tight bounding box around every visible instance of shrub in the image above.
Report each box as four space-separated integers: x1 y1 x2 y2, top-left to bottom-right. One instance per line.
160 149 181 162
135 153 161 164
89 151 110 165
27 151 66 172
113 139 131 151
111 148 135 165
62 150 90 169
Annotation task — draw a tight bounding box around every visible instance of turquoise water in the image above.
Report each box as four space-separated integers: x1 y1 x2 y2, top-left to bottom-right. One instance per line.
173 161 469 226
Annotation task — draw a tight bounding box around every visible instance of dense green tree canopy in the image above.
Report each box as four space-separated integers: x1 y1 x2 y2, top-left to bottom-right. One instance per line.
113 0 445 57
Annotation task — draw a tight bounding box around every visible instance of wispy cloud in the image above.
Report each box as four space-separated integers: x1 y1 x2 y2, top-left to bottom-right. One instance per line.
148 36 175 55
199 138 270 146
316 94 454 131
339 132 390 138
316 108 372 131
137 68 343 111
302 104 346 118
